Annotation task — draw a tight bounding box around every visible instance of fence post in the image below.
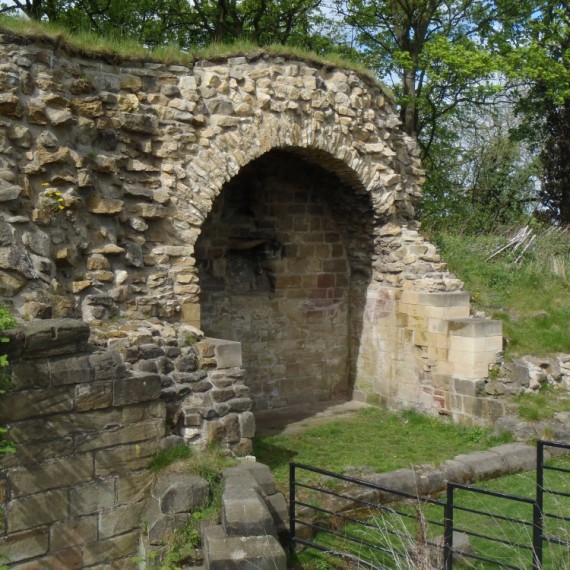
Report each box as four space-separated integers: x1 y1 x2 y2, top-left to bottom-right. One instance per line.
443 483 454 570
533 441 544 570
289 462 296 555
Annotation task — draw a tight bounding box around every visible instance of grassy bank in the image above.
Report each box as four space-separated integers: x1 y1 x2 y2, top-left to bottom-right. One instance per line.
431 226 570 358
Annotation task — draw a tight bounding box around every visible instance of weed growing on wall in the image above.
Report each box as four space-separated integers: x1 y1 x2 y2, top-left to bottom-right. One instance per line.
0 306 15 569
146 445 236 569
0 306 15 456
148 444 194 473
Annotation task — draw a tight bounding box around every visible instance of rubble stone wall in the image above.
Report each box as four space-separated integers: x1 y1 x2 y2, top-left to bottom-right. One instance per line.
0 35 502 415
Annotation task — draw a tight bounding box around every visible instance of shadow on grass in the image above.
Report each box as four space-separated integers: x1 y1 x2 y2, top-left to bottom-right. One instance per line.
252 436 297 471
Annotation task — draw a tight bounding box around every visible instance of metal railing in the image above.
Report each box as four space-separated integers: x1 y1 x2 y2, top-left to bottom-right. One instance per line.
536 441 570 562
289 440 570 569
289 462 446 569
443 482 541 569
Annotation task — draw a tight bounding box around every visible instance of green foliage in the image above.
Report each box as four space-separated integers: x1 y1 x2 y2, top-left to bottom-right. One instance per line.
493 0 570 225
0 306 15 333
514 388 570 422
432 228 570 357
146 446 235 569
0 306 15 457
420 117 539 234
148 444 193 473
336 0 503 155
1 0 332 52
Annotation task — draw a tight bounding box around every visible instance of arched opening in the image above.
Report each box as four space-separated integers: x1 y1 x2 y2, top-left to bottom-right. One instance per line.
196 148 374 410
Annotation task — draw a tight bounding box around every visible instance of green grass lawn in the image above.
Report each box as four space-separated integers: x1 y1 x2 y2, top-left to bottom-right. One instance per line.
253 407 511 492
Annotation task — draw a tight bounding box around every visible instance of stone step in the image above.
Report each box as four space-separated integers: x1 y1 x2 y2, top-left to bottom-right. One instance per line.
203 524 286 570
221 471 275 537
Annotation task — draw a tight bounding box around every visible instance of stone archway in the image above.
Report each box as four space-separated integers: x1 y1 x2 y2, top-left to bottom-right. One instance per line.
0 39 501 421
195 148 374 410
0 37 507 569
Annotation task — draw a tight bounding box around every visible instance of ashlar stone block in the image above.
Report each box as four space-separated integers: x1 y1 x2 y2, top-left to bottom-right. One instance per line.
203 524 286 570
0 527 48 563
0 386 73 422
21 319 90 358
10 547 83 570
98 502 146 539
222 485 275 536
50 515 98 550
7 488 69 532
70 478 116 516
210 338 242 369
9 454 93 497
152 472 209 514
82 531 139 566
112 373 161 406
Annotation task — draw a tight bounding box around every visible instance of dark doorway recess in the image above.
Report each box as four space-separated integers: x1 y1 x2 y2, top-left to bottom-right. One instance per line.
196 148 374 411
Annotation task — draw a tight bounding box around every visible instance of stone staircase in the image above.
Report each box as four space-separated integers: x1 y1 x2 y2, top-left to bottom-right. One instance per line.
202 462 288 570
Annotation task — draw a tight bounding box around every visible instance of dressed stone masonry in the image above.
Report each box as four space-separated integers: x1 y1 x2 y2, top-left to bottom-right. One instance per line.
0 319 164 569
0 34 502 419
0 318 255 568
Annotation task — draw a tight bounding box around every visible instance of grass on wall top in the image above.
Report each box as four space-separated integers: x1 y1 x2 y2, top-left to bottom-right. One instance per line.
0 15 391 98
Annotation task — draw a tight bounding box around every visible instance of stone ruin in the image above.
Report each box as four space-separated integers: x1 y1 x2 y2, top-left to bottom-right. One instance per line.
0 31 506 567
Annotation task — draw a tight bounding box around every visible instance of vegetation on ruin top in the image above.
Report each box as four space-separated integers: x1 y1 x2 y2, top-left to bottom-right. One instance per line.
0 15 387 94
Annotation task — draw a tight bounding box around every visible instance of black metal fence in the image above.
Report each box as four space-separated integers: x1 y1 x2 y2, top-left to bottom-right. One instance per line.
289 440 570 569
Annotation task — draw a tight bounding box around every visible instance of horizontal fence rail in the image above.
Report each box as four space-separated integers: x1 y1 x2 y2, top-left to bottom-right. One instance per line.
444 482 541 570
289 440 570 570
289 462 447 569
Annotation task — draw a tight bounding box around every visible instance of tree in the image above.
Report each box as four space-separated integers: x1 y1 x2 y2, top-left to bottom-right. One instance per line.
495 0 570 224
334 0 501 157
419 102 539 233
0 0 329 49
0 0 47 20
188 0 324 45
